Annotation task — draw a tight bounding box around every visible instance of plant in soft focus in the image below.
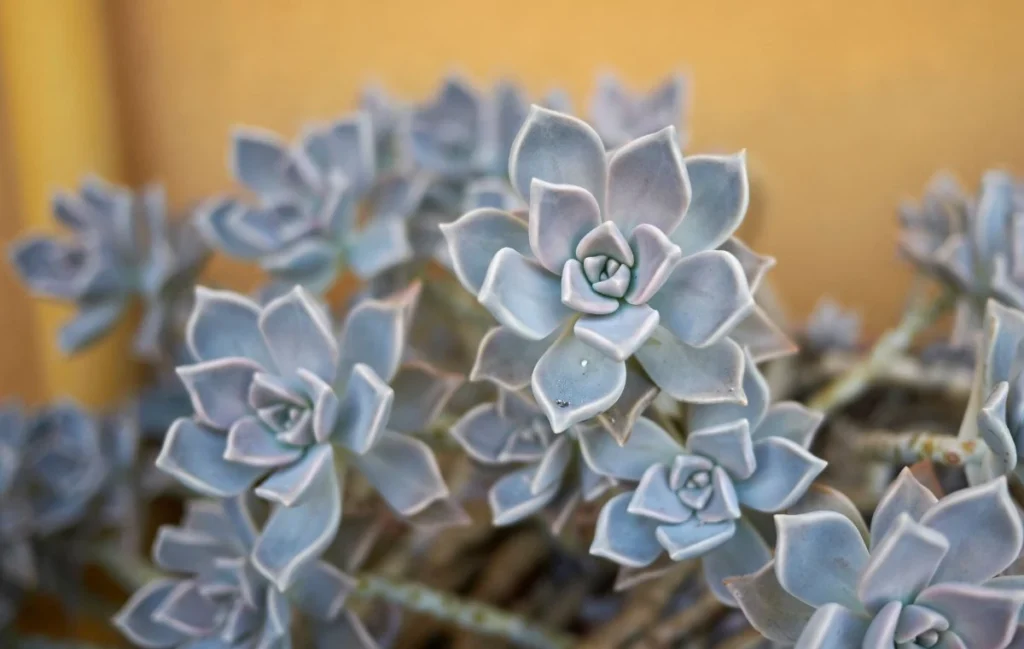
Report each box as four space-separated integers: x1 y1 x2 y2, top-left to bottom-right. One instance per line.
588 73 688 150
442 105 755 432
588 351 826 602
115 497 376 649
7 72 1024 649
10 179 208 359
728 469 1024 648
197 113 416 293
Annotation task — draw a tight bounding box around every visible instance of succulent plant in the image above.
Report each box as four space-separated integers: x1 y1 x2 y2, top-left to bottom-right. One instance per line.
10 179 208 359
157 283 456 590
727 469 1024 648
450 389 617 531
196 113 420 293
900 170 1024 341
803 297 861 353
959 299 1024 485
0 404 33 629
587 351 825 602
588 73 688 150
402 76 570 182
442 106 755 432
115 497 376 649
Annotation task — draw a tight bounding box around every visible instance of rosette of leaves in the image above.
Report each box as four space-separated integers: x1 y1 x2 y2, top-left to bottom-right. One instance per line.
901 170 1024 338
10 178 209 359
803 297 861 353
587 351 826 603
727 469 1024 648
0 404 33 629
115 497 377 649
958 299 1024 485
156 283 457 590
442 106 756 433
588 72 688 149
197 112 420 293
450 390 617 531
403 75 570 183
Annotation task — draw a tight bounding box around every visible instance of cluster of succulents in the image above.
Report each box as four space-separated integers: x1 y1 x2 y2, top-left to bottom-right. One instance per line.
6 72 1024 649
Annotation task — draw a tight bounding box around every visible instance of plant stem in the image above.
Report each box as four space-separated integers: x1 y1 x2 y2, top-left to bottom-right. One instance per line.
807 289 956 414
851 430 986 466
350 572 575 649
90 540 164 591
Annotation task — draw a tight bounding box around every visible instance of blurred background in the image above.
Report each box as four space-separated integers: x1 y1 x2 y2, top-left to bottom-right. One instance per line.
2 0 1024 409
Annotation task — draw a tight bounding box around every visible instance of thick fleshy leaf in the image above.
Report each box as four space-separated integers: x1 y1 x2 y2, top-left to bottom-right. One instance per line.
729 306 799 363
479 247 572 340
528 179 602 273
230 128 289 194
59 299 125 353
861 601 903 649
387 362 461 433
628 464 691 523
187 287 273 366
157 418 265 497
470 326 554 390
333 364 394 454
727 560 815 644
337 283 418 384
9 237 97 301
590 492 663 567
152 525 231 574
531 435 573 494
195 198 265 259
625 224 684 305
355 430 448 516
919 477 1023 585
858 514 950 613
787 484 870 542
979 382 1017 476
261 239 340 294
656 517 735 561
509 106 607 208
648 250 753 347
793 604 871 649
870 467 939 547
561 259 620 315
177 358 262 430
703 517 772 605
259 287 338 382
489 465 560 526
114 580 188 649
347 218 413 280
578 415 682 482
251 446 341 590
756 402 824 448
735 438 826 512
635 327 745 402
574 303 660 361
225 416 303 467
287 561 354 621
596 364 659 444
776 512 868 610
916 583 1024 649
687 419 756 480
532 332 627 432
576 220 635 266
688 348 769 431
449 403 520 464
671 153 750 256
153 581 220 635
720 237 775 293
439 208 531 294
606 126 690 235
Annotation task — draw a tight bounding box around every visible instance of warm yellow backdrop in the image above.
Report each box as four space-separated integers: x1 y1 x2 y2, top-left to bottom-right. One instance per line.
5 0 1024 403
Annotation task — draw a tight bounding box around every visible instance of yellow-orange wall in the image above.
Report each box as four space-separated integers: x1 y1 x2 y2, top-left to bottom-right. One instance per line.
5 0 1024 402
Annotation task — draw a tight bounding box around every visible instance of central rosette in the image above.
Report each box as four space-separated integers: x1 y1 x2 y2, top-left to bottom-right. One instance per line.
581 251 632 298
667 454 740 524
